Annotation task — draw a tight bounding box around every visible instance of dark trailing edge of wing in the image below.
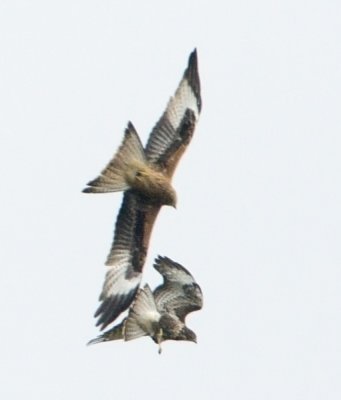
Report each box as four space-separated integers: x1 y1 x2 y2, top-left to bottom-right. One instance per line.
131 203 148 273
105 190 147 269
157 109 197 171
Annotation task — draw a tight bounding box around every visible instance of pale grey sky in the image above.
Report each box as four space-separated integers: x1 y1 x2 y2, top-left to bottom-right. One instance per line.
1 1 341 399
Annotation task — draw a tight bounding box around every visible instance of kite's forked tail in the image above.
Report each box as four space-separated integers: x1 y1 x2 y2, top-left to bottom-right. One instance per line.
83 122 146 193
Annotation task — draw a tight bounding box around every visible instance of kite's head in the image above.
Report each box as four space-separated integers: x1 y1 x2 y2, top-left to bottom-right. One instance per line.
133 166 177 208
162 185 177 208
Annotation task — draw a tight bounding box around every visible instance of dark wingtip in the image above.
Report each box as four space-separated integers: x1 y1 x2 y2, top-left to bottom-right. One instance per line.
188 48 198 66
87 337 101 346
94 297 120 331
125 121 137 135
94 289 139 331
153 255 181 276
185 49 201 112
154 255 173 266
153 255 165 273
153 255 196 284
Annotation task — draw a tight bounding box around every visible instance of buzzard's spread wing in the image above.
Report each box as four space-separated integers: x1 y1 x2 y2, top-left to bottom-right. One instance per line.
144 49 201 177
94 191 160 330
153 256 203 322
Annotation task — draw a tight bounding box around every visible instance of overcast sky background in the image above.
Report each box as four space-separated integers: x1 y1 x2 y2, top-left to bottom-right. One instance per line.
1 1 341 399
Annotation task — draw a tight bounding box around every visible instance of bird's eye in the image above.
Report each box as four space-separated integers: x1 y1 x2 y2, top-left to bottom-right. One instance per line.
135 171 142 177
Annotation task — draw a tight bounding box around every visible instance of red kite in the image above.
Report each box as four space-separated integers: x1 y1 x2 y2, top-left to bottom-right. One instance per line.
84 50 201 329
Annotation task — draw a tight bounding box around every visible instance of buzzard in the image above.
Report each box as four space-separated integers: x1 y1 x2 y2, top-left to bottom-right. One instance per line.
84 50 201 329
88 256 203 353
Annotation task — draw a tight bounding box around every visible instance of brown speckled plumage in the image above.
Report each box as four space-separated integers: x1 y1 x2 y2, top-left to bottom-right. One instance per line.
87 256 203 353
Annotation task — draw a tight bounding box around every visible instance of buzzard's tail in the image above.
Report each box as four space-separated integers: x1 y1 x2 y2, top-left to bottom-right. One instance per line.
83 122 146 193
87 323 124 345
124 285 160 341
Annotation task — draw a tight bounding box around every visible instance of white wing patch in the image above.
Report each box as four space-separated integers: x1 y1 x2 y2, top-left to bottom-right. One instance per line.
166 79 200 132
101 260 142 299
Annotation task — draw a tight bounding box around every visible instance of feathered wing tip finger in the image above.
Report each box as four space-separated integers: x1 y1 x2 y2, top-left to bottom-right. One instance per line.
95 285 140 331
82 122 146 193
184 49 202 112
153 255 196 284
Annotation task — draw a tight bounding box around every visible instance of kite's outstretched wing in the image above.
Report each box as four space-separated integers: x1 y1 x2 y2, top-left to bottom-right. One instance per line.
145 49 201 177
94 192 160 330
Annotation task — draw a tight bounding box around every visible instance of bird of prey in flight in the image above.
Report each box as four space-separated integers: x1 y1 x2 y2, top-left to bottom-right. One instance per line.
88 256 203 353
83 50 201 330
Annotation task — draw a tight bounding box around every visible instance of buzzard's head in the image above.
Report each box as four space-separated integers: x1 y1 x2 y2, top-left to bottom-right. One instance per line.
178 326 197 343
157 314 197 343
152 323 197 354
